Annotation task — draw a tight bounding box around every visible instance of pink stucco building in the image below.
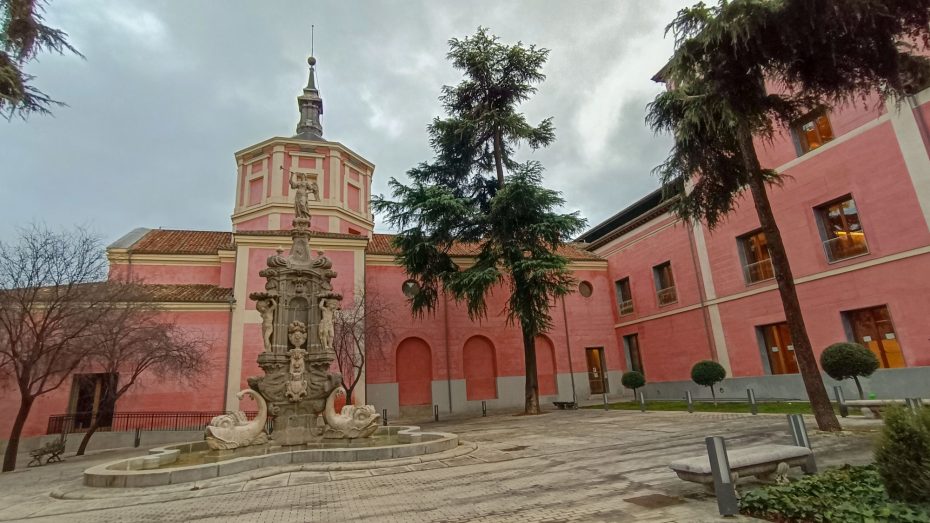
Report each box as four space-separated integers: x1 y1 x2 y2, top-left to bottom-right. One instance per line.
4 58 930 441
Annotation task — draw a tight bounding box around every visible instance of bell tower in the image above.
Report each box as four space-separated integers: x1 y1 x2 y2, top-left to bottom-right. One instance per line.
230 56 375 236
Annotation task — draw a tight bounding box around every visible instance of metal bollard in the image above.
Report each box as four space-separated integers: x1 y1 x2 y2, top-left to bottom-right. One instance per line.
905 398 923 413
482 400 487 417
705 436 739 516
382 408 388 426
686 390 694 413
133 427 142 448
834 386 848 418
787 414 817 473
434 404 439 422
747 388 758 415
603 393 609 411
639 392 646 412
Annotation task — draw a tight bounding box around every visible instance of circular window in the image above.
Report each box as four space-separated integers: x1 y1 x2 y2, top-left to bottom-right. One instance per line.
402 279 421 298
579 281 593 298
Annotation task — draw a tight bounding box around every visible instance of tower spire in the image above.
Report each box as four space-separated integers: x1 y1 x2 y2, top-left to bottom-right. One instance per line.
295 55 324 140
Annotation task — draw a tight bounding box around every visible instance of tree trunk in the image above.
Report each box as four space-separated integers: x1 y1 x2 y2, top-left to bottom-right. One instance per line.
3 396 34 472
853 376 865 400
521 322 540 415
736 123 841 432
76 421 99 456
493 128 505 187
710 386 717 406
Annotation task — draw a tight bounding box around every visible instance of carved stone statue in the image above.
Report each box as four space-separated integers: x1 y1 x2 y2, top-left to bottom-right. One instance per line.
318 297 338 351
285 347 308 402
256 298 276 352
205 389 268 450
323 387 381 439
289 171 319 221
288 320 308 350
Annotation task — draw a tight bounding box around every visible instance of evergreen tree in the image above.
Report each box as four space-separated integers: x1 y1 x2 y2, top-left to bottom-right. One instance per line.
647 0 930 432
374 28 584 415
0 0 81 120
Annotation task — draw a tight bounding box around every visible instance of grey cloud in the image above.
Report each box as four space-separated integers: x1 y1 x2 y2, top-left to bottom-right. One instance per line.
0 0 691 243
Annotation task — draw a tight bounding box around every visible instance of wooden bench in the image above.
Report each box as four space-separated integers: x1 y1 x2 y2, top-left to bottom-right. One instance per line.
28 434 66 467
669 444 815 492
552 401 577 410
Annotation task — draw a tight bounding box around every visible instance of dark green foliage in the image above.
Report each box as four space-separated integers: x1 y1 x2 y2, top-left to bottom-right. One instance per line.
690 360 726 387
1 0 82 119
821 343 880 381
620 371 645 394
875 406 930 504
740 464 930 522
820 342 879 399
691 360 726 404
372 28 585 414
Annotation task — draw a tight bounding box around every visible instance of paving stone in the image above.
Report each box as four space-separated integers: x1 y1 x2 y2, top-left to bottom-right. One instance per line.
0 410 876 522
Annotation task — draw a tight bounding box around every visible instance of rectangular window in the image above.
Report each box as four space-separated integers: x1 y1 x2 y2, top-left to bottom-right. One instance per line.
739 230 775 284
585 347 608 394
816 196 869 262
652 262 677 306
623 334 644 375
615 277 634 315
68 373 118 431
794 110 835 154
843 305 905 368
757 323 799 375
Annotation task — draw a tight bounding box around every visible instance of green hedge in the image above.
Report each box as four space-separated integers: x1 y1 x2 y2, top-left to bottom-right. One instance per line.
740 465 930 522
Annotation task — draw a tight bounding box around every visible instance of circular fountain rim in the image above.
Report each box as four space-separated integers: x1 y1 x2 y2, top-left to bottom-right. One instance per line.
83 425 457 488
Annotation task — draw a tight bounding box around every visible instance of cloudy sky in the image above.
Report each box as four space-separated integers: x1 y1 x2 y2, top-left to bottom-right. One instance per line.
0 0 692 244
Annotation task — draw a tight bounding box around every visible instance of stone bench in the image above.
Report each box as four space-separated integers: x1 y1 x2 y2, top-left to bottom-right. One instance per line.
552 401 576 410
843 399 925 418
669 444 815 491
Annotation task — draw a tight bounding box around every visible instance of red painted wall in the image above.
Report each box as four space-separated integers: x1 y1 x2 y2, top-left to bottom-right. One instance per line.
463 336 497 400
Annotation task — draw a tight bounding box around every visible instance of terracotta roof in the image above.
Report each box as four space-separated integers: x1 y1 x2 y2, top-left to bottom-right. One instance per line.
140 284 233 303
126 229 367 255
366 233 603 262
131 230 234 255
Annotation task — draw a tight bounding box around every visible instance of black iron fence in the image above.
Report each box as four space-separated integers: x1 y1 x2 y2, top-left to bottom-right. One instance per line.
46 411 260 435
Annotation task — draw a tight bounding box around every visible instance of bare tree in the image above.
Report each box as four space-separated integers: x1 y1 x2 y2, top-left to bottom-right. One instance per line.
332 290 392 405
0 225 124 471
74 284 210 455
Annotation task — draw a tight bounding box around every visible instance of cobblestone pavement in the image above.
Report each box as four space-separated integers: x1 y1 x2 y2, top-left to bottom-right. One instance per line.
0 410 879 522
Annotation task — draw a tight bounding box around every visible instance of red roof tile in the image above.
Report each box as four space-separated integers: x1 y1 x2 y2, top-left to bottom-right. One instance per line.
141 284 234 303
366 233 603 261
131 230 234 255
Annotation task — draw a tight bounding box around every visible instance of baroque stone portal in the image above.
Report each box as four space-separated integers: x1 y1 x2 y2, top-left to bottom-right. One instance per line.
205 169 380 449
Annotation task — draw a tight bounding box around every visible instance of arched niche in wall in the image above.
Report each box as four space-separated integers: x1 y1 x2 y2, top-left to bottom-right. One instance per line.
463 335 498 401
534 335 558 396
395 337 433 406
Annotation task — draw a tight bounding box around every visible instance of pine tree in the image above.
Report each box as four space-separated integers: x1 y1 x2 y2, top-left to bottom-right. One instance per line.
374 28 584 415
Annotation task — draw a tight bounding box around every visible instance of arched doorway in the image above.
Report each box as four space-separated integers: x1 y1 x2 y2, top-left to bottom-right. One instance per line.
534 336 558 396
463 336 497 400
396 338 432 406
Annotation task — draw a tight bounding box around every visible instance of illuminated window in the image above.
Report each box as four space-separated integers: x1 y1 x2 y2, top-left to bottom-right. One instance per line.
738 230 774 284
652 262 677 306
843 305 905 368
816 196 869 262
615 278 633 315
794 110 835 154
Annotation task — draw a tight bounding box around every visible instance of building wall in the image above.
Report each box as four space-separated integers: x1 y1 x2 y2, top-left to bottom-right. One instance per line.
593 92 930 397
364 261 620 418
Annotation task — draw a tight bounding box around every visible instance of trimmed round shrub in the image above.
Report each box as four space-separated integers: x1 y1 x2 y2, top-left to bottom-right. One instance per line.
820 342 879 399
621 371 646 395
691 360 726 404
875 406 930 503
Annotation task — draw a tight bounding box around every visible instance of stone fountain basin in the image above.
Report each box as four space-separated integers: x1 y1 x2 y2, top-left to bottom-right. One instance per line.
83 425 457 488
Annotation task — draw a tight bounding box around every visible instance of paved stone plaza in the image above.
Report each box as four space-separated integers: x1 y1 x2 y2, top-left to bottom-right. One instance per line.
0 409 878 522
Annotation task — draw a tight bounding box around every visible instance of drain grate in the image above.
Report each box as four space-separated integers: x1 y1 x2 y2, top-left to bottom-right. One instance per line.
623 493 685 509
